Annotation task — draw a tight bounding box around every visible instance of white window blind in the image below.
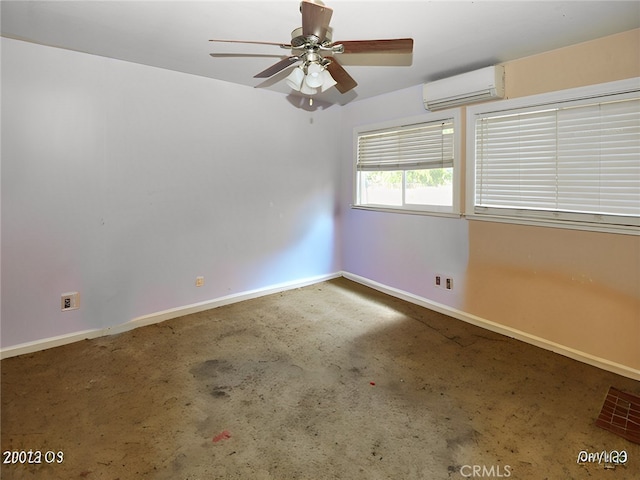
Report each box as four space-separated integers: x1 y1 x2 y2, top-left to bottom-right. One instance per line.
474 94 640 227
357 120 454 172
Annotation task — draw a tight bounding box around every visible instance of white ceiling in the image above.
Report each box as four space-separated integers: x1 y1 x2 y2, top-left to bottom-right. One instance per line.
2 1 639 107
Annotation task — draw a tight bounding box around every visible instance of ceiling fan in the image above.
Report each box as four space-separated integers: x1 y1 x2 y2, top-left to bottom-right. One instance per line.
209 0 413 96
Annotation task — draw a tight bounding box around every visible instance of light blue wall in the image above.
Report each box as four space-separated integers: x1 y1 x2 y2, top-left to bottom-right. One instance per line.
339 86 469 310
1 38 341 348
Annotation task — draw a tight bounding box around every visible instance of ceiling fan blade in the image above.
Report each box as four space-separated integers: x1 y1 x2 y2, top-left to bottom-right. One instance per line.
209 39 291 48
325 57 357 94
254 56 300 78
334 38 414 54
210 53 285 59
301 0 333 41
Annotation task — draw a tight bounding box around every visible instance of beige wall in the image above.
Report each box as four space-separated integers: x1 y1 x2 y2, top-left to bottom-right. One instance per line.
503 29 640 98
463 29 640 373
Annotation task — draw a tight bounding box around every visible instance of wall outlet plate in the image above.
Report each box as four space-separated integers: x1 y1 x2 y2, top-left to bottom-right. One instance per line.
61 292 80 311
195 276 205 287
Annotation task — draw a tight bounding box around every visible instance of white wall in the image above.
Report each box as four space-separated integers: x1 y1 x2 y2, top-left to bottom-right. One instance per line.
1 38 341 348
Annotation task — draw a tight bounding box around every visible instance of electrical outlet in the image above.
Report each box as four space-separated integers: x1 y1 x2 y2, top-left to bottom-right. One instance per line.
435 274 442 287
445 277 453 290
195 276 205 287
61 292 80 311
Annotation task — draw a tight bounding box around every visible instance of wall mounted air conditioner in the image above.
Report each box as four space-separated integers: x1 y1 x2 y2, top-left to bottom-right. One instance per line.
423 65 505 111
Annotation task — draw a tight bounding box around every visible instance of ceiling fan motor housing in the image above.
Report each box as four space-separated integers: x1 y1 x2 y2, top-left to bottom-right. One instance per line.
290 27 332 49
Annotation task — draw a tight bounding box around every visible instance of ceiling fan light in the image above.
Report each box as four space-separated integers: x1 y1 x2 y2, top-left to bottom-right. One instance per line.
300 82 319 95
304 62 324 88
285 67 304 91
320 69 337 92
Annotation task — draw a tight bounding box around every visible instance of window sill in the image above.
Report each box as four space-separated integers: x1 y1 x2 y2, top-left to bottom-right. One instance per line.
466 213 640 236
351 204 462 219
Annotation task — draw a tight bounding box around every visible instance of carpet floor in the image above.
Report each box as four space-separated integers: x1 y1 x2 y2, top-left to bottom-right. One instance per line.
1 277 639 479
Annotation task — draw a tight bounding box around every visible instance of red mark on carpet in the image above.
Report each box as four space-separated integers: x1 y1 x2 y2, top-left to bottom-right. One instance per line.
213 430 232 443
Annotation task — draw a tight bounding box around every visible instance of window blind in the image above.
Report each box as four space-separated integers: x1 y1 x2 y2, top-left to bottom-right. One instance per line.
474 95 640 226
358 120 454 172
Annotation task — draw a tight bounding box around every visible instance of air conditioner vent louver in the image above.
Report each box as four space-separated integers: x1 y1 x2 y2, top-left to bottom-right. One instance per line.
423 66 505 111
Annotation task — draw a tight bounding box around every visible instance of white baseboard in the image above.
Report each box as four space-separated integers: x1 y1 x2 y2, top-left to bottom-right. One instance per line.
0 272 341 360
0 329 106 360
342 271 640 381
3 270 638 381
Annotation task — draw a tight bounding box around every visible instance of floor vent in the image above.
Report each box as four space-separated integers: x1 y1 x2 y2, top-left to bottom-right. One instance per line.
595 386 640 444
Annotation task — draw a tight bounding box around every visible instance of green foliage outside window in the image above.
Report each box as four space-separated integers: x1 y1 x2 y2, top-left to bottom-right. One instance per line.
364 168 452 188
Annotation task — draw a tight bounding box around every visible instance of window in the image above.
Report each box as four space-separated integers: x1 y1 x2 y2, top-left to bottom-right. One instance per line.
354 111 460 215
467 78 640 234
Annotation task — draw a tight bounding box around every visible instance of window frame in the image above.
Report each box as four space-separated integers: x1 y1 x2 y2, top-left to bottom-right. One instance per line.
466 78 640 235
352 109 462 217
